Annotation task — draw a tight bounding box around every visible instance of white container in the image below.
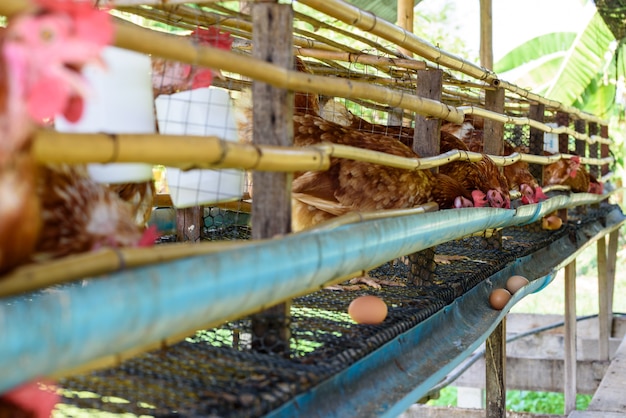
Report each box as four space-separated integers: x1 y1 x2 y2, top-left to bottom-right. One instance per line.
55 46 155 183
154 87 244 208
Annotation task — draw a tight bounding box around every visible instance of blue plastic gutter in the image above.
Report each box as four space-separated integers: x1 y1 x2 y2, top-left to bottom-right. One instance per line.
0 194 615 392
267 206 625 418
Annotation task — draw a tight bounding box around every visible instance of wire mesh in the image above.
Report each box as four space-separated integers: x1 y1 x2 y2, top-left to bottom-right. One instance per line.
55 203 621 417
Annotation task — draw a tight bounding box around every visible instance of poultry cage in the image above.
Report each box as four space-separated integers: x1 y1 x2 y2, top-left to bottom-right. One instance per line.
0 0 624 417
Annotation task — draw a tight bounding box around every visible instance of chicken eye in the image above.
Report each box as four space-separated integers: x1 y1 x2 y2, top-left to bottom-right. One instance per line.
39 27 55 43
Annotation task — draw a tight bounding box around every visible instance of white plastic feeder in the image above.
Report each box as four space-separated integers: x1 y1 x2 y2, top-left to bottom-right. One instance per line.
154 86 244 208
55 46 155 183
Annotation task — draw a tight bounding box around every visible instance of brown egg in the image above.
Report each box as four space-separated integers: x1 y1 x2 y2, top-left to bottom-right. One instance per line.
506 275 529 294
489 288 511 310
348 295 388 324
542 215 562 230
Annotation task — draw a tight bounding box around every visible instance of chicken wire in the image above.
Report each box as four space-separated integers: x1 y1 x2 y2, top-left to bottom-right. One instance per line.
54 202 622 417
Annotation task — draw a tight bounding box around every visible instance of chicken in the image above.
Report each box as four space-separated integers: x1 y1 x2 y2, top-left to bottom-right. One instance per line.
588 173 604 195
543 154 590 193
438 131 510 208
291 113 478 228
1 2 157 271
319 99 414 147
0 28 42 274
0 379 58 418
501 142 547 204
109 180 156 227
152 27 233 97
320 100 508 208
35 165 156 261
446 122 546 205
35 164 157 260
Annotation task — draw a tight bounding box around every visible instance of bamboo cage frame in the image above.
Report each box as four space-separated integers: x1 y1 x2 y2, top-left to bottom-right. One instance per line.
0 1 622 406
297 0 607 125
1 1 606 135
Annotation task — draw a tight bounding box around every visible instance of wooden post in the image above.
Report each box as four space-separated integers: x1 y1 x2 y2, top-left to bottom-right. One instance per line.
607 230 618 320
588 122 599 180
528 103 545 182
564 260 577 415
250 2 293 355
481 88 504 248
485 319 506 418
601 124 609 177
574 119 587 165
483 89 504 157
413 69 443 160
556 111 570 222
176 206 203 242
598 235 610 360
408 68 442 286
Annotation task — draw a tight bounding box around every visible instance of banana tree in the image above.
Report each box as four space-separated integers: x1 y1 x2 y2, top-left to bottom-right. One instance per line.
494 12 621 119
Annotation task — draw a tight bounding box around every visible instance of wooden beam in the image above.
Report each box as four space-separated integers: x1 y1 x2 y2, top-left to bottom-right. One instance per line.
413 68 443 160
598 236 610 360
556 111 569 222
250 2 294 355
564 260 577 415
485 319 506 418
607 230 619 320
176 206 203 242
571 335 626 417
528 103 545 185
601 124 610 177
408 68 442 286
452 356 610 395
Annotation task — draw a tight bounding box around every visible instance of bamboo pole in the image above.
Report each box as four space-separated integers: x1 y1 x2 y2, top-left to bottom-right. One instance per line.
297 0 607 125
0 1 607 127
479 0 494 70
298 0 497 84
460 106 612 145
32 131 330 171
0 241 249 298
115 17 466 123
296 48 427 71
396 0 414 57
33 130 611 173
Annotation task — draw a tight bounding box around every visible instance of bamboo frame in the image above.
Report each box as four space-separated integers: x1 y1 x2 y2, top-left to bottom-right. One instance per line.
0 240 248 298
298 0 607 125
33 131 613 175
33 131 330 171
298 0 497 84
461 106 613 146
296 48 428 71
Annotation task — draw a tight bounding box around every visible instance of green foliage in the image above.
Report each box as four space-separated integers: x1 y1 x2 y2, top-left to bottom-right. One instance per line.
494 12 620 118
495 32 577 73
427 387 593 414
506 390 592 414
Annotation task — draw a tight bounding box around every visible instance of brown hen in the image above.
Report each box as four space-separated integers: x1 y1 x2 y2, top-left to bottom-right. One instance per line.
543 154 590 193
0 30 40 274
438 131 510 208
291 113 439 231
320 100 508 208
109 180 156 227
35 164 156 261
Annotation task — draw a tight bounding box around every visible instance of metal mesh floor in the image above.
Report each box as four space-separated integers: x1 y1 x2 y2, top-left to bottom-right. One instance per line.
56 203 620 417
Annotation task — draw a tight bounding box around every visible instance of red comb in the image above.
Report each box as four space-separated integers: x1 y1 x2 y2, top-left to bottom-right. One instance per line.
137 225 160 247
